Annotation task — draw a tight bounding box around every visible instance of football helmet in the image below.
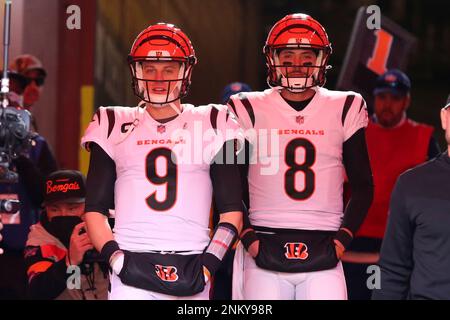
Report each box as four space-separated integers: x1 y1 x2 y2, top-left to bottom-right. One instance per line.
128 23 197 104
264 13 332 92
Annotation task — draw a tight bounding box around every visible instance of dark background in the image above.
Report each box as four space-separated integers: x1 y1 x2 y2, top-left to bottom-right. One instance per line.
96 0 449 147
4 0 449 169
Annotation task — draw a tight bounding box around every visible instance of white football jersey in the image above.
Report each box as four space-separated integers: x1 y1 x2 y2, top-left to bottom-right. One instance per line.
228 87 368 231
81 104 241 252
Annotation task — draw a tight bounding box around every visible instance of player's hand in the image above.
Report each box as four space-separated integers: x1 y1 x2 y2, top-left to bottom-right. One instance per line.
333 239 345 260
248 240 260 258
68 222 94 266
110 250 125 275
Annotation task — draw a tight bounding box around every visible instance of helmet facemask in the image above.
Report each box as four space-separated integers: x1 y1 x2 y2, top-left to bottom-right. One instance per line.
129 56 194 106
129 23 197 107
266 45 330 92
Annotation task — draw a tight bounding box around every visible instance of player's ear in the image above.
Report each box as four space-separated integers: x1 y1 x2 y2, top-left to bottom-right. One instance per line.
441 108 448 130
404 93 411 111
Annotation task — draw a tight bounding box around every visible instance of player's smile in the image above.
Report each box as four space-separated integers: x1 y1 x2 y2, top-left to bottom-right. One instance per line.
150 86 169 94
286 70 309 77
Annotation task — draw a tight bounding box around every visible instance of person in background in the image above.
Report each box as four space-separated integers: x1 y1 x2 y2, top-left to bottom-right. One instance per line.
0 60 57 299
372 95 450 300
343 69 440 300
9 54 47 111
220 82 252 104
24 170 108 300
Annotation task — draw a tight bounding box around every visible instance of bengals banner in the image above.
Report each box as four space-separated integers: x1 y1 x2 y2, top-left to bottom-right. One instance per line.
336 6 417 114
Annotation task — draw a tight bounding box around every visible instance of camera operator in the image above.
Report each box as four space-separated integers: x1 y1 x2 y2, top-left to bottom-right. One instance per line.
8 54 58 186
0 68 58 299
9 54 46 110
24 170 108 300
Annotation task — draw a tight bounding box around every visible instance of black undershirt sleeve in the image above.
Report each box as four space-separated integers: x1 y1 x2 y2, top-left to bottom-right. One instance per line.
237 139 251 211
235 139 259 249
338 128 374 248
210 140 244 214
85 143 116 216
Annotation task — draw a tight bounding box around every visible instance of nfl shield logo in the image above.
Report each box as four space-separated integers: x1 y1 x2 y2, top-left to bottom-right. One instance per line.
157 125 166 134
296 115 304 125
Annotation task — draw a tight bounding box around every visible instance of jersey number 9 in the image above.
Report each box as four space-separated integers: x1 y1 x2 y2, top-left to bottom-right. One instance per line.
145 148 177 211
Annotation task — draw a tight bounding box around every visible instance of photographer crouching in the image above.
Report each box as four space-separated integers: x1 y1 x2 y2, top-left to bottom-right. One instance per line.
24 170 108 299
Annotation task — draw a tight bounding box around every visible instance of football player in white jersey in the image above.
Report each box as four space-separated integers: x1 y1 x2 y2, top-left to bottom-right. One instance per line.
231 14 374 300
81 23 243 300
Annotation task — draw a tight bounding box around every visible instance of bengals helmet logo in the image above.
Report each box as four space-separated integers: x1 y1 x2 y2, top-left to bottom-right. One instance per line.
284 242 309 260
155 265 179 282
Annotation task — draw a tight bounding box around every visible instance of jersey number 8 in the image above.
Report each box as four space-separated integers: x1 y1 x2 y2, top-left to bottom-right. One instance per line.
284 138 316 200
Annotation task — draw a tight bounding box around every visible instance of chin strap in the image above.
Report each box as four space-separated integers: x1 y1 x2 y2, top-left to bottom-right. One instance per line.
280 73 317 92
167 102 182 115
